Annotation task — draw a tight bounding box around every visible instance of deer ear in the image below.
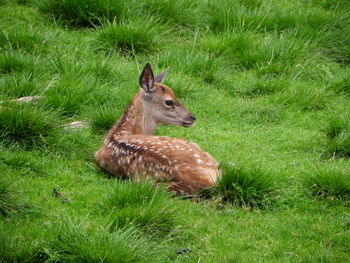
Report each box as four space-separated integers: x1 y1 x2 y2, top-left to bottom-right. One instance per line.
154 68 169 83
139 63 155 93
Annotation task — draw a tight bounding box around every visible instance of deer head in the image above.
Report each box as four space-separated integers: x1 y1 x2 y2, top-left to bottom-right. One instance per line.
139 63 196 129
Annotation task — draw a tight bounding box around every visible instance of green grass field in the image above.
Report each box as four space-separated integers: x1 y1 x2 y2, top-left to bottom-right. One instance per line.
1 0 349 262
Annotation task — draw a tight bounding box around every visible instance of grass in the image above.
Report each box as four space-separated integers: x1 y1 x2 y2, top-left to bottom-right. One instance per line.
88 105 119 133
200 32 311 75
304 167 350 202
103 180 181 236
94 19 163 56
328 68 350 95
324 114 350 158
317 14 350 65
0 29 45 53
216 164 277 208
0 72 39 99
157 45 226 84
0 103 59 148
43 74 98 116
46 220 156 263
0 52 31 74
228 74 290 97
35 0 201 29
1 0 350 262
0 226 46 263
0 150 47 177
140 0 200 28
34 0 127 27
276 82 331 111
0 176 24 217
48 128 99 159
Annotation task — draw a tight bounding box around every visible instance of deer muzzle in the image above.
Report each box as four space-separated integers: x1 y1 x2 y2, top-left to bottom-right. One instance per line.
182 114 196 127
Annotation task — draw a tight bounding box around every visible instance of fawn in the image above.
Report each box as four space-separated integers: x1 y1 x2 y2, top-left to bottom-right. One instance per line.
95 63 219 195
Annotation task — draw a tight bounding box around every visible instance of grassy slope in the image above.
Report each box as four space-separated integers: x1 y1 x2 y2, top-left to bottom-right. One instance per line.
1 0 349 262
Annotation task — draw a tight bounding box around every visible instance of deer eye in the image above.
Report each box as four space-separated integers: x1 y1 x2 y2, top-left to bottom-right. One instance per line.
165 100 174 106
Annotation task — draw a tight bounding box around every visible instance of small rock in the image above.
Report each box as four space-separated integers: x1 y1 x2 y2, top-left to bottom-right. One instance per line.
0 96 43 104
14 96 43 103
64 121 88 130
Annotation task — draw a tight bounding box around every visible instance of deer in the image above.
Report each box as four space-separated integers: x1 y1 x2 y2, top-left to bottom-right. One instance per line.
95 63 219 195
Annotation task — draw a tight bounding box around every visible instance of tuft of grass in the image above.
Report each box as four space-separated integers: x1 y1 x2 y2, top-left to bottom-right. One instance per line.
94 19 162 56
48 128 99 160
163 72 198 99
0 226 46 263
44 55 133 116
323 114 350 158
0 53 30 74
207 0 338 34
205 1 350 67
0 0 33 4
324 115 349 140
326 131 350 159
201 31 262 70
47 54 82 76
199 31 311 76
0 29 45 53
0 72 39 99
89 106 118 133
215 164 277 208
140 0 199 28
315 0 350 11
207 0 291 33
158 45 225 84
304 168 350 202
83 59 116 82
317 14 350 65
276 83 331 111
47 220 155 263
231 74 290 97
300 251 344 263
43 73 103 116
0 150 47 176
328 68 350 95
104 180 180 236
47 53 125 84
218 253 242 263
0 104 59 148
34 0 127 27
237 106 281 125
207 1 249 32
0 176 24 216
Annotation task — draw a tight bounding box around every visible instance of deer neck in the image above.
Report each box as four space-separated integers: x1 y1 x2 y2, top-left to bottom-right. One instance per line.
108 91 157 137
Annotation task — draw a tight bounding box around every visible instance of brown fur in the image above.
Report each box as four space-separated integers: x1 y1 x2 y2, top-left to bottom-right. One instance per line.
95 69 219 195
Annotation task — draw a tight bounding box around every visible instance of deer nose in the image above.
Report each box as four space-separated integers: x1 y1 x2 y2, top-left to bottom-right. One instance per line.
190 115 196 122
